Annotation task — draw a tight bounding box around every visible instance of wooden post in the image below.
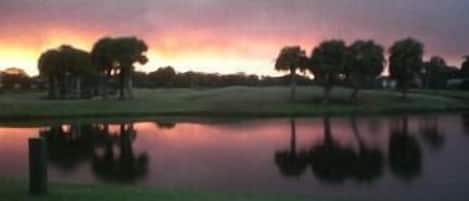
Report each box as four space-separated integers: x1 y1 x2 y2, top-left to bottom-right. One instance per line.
29 138 47 195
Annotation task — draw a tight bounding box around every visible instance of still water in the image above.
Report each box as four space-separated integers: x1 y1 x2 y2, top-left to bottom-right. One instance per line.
1 114 469 201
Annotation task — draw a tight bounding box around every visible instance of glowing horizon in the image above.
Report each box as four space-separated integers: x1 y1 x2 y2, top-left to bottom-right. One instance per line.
1 0 468 76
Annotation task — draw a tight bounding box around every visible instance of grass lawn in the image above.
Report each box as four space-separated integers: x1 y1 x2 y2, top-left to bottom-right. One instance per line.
0 86 468 120
0 179 314 201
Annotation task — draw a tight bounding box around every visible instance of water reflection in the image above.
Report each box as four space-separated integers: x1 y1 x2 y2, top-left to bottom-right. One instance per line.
462 113 469 135
92 123 148 183
41 123 149 183
309 117 358 184
388 117 422 181
1 115 468 201
274 119 308 177
40 124 108 171
154 121 176 130
274 116 441 183
349 117 384 182
418 116 445 150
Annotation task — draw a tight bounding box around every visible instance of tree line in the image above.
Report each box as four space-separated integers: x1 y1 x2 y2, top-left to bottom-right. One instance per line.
275 38 469 102
2 36 469 100
132 66 313 88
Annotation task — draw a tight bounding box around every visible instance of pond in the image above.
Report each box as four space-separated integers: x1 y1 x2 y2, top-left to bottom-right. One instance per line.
1 114 469 201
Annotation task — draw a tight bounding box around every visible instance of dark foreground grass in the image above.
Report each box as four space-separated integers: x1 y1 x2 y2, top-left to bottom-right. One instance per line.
0 179 314 201
0 86 468 120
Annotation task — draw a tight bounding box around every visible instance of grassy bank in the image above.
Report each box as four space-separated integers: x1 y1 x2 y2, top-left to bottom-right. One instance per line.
0 86 468 120
0 179 312 201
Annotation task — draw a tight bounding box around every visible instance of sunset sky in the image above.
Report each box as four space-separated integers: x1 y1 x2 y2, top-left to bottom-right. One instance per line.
1 0 468 76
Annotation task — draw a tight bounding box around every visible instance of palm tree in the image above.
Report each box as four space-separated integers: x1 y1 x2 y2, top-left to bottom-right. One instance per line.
275 46 308 101
309 40 348 104
91 37 148 100
346 40 385 100
389 38 424 99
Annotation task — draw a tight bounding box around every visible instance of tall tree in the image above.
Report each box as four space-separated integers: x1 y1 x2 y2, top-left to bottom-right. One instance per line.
38 49 61 99
39 45 94 99
91 37 148 100
275 46 308 101
91 38 116 99
422 56 448 89
346 40 385 100
309 40 348 104
389 38 424 99
59 45 95 98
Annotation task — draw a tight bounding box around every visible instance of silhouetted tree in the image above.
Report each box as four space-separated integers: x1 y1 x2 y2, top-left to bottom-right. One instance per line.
388 117 422 181
389 38 424 99
309 40 348 104
0 67 31 90
59 45 95 98
422 56 451 89
38 49 62 98
275 119 308 177
275 46 308 101
147 66 177 87
38 45 95 99
91 37 148 100
346 40 385 100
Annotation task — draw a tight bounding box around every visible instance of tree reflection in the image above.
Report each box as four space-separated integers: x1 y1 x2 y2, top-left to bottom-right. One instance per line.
274 119 308 177
92 123 149 183
388 117 422 181
309 117 356 184
274 116 423 183
349 117 384 182
40 124 107 171
154 121 176 130
418 116 445 150
40 122 148 183
462 113 469 136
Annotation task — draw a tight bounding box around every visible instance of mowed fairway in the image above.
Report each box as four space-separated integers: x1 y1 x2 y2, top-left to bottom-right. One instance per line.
0 86 468 119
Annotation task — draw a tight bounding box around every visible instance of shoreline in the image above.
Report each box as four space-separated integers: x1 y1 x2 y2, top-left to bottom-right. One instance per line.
0 108 467 127
1 87 468 125
0 178 314 201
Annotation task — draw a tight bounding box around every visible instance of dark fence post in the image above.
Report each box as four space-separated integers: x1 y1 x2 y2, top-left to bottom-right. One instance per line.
29 137 47 195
